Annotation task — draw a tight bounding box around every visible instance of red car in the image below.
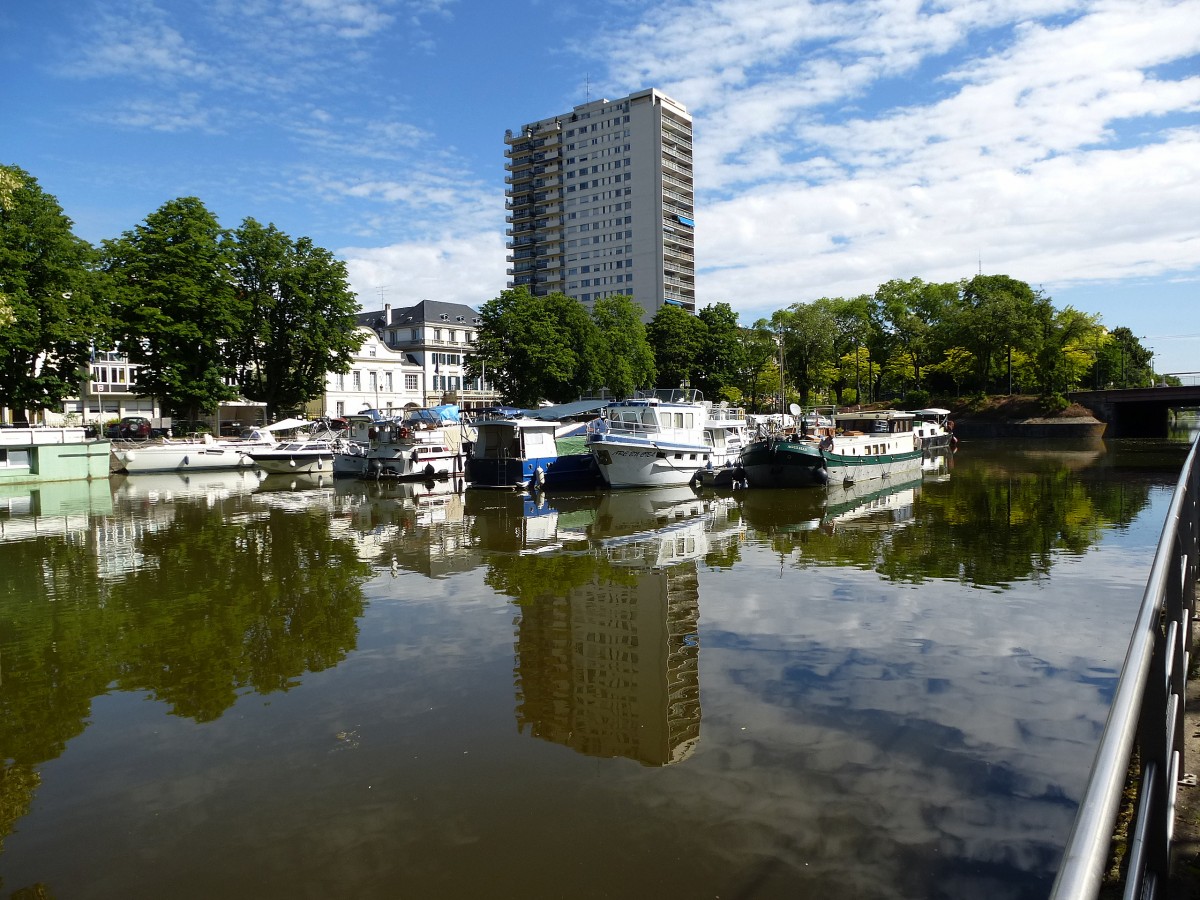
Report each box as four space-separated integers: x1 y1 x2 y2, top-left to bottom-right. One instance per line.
116 416 152 439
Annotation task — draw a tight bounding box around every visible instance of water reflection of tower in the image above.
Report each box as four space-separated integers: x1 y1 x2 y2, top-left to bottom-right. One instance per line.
514 561 702 767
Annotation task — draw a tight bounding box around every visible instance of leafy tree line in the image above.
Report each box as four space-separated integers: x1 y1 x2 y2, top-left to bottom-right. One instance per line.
3 163 1160 420
0 164 361 423
473 277 1159 412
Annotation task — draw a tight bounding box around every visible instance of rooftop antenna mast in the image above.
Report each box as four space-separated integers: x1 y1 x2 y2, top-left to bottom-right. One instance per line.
585 73 590 103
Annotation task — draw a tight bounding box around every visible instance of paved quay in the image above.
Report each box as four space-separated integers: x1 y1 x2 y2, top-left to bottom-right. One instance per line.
1172 665 1200 898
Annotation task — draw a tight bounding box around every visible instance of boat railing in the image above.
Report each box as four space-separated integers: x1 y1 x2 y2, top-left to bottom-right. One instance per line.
1050 433 1200 899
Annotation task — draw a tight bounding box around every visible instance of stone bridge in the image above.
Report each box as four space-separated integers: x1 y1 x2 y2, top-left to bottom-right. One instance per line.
1069 384 1200 437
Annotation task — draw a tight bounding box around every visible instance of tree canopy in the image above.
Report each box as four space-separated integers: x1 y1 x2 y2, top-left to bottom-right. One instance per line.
100 197 245 421
229 218 362 420
98 198 363 422
0 165 103 420
467 288 659 406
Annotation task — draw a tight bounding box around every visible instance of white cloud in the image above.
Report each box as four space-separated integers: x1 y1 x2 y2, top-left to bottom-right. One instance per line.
340 231 508 309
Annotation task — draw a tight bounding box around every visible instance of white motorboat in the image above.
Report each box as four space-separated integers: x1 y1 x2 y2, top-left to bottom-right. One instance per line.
912 408 958 451
333 406 468 480
109 432 270 474
589 389 715 488
245 437 340 475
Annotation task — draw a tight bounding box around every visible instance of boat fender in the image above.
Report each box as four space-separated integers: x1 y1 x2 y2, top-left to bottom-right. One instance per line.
815 466 830 485
423 463 435 479
534 466 545 488
289 458 297 468
125 450 136 462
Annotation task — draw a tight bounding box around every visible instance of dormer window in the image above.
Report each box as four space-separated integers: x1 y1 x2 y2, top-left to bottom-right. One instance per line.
440 314 449 321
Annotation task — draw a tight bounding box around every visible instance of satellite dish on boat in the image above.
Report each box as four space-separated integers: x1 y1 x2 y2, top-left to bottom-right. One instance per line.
788 403 801 416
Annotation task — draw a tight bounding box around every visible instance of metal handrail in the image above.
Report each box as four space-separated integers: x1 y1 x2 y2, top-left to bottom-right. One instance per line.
1051 433 1200 899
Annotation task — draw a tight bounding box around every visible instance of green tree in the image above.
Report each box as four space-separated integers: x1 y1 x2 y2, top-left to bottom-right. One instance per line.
542 292 602 402
230 219 361 420
954 274 1040 394
591 294 655 398
1103 327 1153 388
873 278 958 396
827 294 873 405
0 165 103 422
1032 304 1105 400
737 319 780 412
467 287 586 407
101 197 246 421
646 304 706 390
696 302 747 402
775 301 837 405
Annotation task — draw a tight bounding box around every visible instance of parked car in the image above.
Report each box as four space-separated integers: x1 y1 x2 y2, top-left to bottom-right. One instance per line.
111 416 152 439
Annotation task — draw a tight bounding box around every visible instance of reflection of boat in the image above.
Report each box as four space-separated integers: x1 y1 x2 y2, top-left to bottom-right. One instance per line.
822 473 922 530
741 409 923 488
254 472 332 493
922 448 953 480
111 469 265 501
736 470 930 535
466 415 598 490
590 390 715 488
465 490 565 554
0 478 114 542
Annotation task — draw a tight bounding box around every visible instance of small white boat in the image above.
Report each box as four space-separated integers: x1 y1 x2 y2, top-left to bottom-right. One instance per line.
246 437 340 475
692 401 750 487
912 408 958 451
109 433 268 474
590 389 715 488
333 406 468 480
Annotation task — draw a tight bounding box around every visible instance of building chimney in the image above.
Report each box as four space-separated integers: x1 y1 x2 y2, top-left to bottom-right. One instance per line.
384 303 392 325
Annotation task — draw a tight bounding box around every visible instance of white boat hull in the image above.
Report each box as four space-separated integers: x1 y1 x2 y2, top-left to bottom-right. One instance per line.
590 438 711 488
110 441 262 474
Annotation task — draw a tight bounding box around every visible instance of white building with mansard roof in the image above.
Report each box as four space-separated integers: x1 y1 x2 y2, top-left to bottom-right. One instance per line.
307 299 496 419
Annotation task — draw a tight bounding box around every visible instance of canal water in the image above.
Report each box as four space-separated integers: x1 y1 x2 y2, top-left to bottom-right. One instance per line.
0 429 1196 900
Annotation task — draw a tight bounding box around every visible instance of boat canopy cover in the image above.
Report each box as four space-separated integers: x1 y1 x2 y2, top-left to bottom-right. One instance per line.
408 405 460 424
262 417 310 432
525 399 608 420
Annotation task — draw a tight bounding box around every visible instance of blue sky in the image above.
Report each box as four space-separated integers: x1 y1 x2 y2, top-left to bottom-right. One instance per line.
3 0 1199 376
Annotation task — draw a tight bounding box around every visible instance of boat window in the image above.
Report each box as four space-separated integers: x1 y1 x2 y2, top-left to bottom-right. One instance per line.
674 413 685 428
0 448 30 468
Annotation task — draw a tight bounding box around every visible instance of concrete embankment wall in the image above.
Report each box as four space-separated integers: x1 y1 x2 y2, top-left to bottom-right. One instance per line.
951 416 1107 440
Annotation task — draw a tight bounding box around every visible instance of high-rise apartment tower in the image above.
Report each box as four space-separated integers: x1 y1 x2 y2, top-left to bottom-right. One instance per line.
504 88 695 320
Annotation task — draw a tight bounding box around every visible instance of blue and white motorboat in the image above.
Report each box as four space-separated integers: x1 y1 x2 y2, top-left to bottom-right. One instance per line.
589 389 715 488
466 413 598 490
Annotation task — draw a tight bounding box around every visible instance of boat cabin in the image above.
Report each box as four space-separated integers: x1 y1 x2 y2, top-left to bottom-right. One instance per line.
834 411 916 435
471 417 558 462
